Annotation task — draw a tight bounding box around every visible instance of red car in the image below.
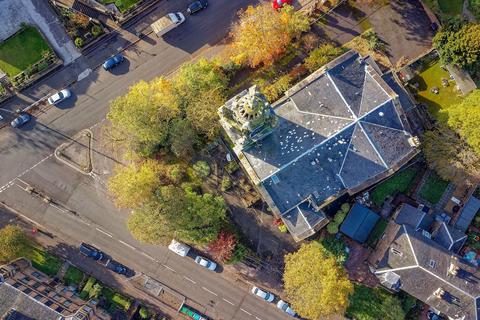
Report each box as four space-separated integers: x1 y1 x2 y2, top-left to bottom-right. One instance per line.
273 0 292 9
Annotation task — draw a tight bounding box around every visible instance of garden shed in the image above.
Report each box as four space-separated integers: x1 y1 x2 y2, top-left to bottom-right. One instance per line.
340 203 380 243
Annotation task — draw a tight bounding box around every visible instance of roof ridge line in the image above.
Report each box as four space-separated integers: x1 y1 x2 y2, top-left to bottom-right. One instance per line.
293 105 354 121
403 225 419 265
418 265 476 300
374 265 419 274
358 71 368 116
360 119 407 133
325 72 358 120
358 122 388 168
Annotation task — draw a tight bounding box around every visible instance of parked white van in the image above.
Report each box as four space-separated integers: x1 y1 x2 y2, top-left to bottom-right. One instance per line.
168 239 191 257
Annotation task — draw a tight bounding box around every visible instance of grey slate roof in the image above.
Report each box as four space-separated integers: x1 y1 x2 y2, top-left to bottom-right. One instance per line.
242 51 417 215
395 204 433 231
0 282 63 320
433 222 467 254
455 196 480 232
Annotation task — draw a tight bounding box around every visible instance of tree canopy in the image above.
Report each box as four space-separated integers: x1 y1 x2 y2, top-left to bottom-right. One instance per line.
0 225 29 262
108 159 162 208
230 4 309 67
283 242 353 319
442 90 480 155
127 186 226 245
106 78 180 156
304 43 345 72
433 23 480 71
423 124 480 185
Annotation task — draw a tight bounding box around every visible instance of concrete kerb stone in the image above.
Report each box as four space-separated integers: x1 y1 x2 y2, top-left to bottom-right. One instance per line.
55 129 93 175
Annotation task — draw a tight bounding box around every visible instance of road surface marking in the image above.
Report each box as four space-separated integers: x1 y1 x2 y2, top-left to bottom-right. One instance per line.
255 317 262 320
222 298 235 306
0 154 53 193
95 227 113 237
183 276 196 284
141 252 155 261
162 264 176 272
118 240 136 250
240 308 252 316
201 287 218 296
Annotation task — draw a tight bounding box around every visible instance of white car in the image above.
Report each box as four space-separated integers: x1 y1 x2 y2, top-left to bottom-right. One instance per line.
47 89 71 105
251 286 275 303
168 239 190 257
277 300 296 316
194 256 217 271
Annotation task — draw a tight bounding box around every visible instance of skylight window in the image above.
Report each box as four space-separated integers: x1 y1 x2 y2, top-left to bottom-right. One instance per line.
429 259 436 268
272 175 280 184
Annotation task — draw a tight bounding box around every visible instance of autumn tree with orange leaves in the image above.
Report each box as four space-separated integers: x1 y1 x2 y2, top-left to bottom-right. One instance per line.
207 230 237 262
230 3 309 67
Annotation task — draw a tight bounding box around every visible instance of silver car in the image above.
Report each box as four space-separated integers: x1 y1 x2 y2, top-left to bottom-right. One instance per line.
47 89 71 105
194 256 217 271
251 286 275 302
277 300 296 316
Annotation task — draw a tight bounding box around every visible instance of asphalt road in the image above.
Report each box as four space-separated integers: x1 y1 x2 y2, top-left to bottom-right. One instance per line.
0 0 292 319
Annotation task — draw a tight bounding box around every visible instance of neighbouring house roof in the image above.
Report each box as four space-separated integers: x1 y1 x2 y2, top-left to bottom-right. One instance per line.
455 195 480 232
0 282 63 320
372 223 480 320
394 203 433 230
432 222 468 254
340 203 380 243
220 50 419 240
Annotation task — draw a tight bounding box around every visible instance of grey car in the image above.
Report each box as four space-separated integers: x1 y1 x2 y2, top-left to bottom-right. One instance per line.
10 113 31 128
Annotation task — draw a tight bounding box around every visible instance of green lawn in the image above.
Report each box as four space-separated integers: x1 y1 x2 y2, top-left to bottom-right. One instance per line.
346 284 405 320
99 0 140 12
412 60 463 118
370 167 418 206
63 266 84 286
418 172 449 204
25 246 62 277
0 26 51 78
102 287 132 312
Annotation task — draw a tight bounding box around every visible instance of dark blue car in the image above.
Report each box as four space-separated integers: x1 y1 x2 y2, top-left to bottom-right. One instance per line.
187 0 208 14
105 259 134 277
102 54 124 71
79 243 103 261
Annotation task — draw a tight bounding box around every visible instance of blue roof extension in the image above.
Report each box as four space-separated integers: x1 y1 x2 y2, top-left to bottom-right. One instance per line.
340 203 380 243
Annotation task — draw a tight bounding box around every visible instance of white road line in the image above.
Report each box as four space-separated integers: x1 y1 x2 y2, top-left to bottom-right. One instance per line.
95 227 113 237
0 154 53 192
201 287 218 296
162 264 176 272
183 276 196 284
141 252 155 261
255 317 262 320
118 240 136 250
222 298 235 306
240 308 252 316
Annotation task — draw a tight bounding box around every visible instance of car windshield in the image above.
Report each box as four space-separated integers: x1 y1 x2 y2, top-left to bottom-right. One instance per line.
58 92 64 99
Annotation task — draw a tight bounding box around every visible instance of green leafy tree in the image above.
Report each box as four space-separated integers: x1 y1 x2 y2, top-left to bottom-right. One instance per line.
327 222 339 234
106 77 180 155
192 161 211 178
442 90 480 155
230 3 310 67
108 159 162 208
0 225 30 262
139 307 149 319
433 23 480 71
346 285 405 320
169 119 197 159
186 90 226 140
423 124 480 185
284 242 353 319
128 186 226 244
304 44 344 72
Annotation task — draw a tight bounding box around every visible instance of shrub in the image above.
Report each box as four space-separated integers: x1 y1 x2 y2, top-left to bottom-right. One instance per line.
225 161 239 174
320 236 348 264
192 160 210 178
169 164 186 184
220 176 232 192
334 210 347 224
341 203 350 213
208 230 237 262
227 243 248 264
362 29 384 51
326 222 339 234
112 293 132 311
71 12 90 28
263 74 292 102
79 276 96 300
91 25 103 37
75 37 84 48
279 224 288 233
304 44 345 72
89 283 103 299
139 306 149 319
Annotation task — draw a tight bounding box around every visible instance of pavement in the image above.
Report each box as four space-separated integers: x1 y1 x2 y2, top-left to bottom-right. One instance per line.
0 0 293 319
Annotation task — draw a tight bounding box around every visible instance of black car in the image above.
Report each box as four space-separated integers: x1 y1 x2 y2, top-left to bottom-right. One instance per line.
79 243 103 261
105 259 133 277
187 0 208 14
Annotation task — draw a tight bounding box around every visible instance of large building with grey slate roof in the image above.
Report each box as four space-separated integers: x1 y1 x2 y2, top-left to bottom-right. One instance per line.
219 50 419 241
369 204 476 320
